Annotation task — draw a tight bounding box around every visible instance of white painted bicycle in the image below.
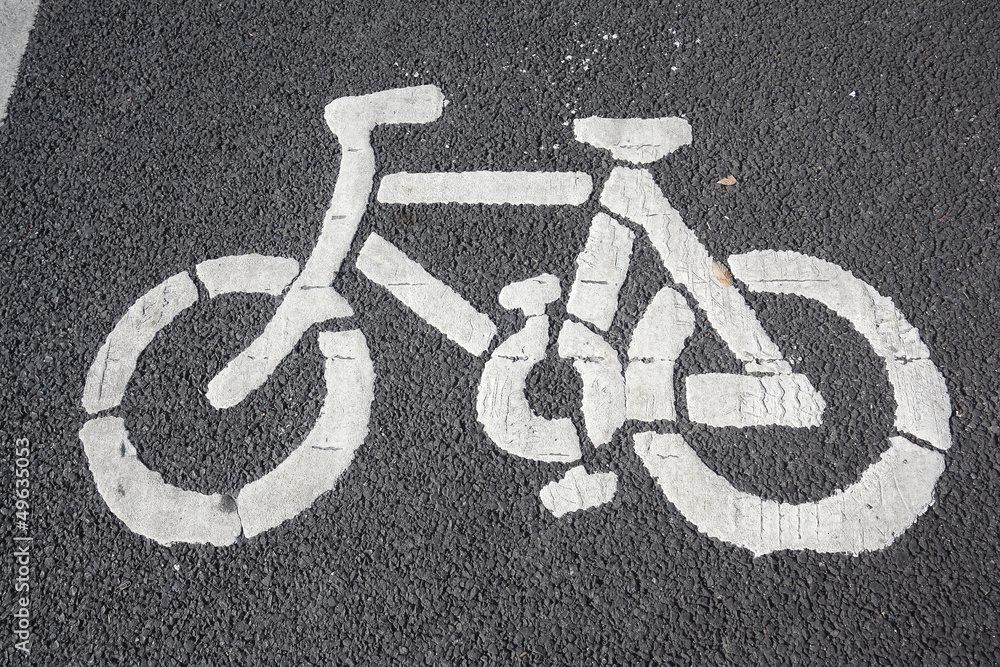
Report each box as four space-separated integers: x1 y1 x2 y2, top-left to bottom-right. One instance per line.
80 85 952 555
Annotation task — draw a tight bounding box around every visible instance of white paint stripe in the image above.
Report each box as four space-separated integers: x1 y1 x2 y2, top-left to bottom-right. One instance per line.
79 417 242 547
635 432 944 556
498 273 561 317
599 167 787 370
625 286 695 422
205 285 353 410
377 171 594 205
237 330 374 539
566 213 635 331
196 254 300 297
557 320 626 446
356 233 497 356
208 86 444 407
686 373 825 428
729 250 952 450
83 272 198 414
574 116 692 164
540 466 618 517
477 315 581 463
0 0 39 126
80 331 375 546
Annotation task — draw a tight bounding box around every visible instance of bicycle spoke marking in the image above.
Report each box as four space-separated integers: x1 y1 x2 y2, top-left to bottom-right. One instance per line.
377 171 593 206
566 212 635 331
356 233 498 356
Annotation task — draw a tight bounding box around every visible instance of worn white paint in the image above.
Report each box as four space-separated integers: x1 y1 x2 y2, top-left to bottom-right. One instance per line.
83 272 199 414
356 233 497 356
566 213 635 331
477 315 581 462
557 321 625 446
686 373 826 428
0 0 39 126
477 276 582 462
635 432 945 555
625 286 695 422
729 250 951 450
600 167 787 371
196 254 300 297
539 466 618 517
205 285 353 409
498 274 561 317
80 331 374 546
238 330 374 538
377 171 593 205
574 116 692 164
79 417 242 547
209 86 445 407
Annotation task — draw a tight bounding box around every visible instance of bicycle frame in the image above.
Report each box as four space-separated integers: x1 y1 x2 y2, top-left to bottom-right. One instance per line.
79 84 952 555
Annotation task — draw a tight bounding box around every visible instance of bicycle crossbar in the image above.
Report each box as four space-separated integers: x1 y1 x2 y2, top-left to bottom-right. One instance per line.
376 171 593 205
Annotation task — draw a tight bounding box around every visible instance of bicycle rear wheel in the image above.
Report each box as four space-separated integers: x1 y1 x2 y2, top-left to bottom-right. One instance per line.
634 250 950 555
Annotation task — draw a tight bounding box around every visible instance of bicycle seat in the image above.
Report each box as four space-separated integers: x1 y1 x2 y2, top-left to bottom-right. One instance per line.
574 116 691 164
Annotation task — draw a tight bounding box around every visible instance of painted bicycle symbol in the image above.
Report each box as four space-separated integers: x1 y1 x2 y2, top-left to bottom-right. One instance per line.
79 85 952 555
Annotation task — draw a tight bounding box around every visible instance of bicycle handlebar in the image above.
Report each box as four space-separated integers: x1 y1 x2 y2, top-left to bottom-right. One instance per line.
324 85 445 145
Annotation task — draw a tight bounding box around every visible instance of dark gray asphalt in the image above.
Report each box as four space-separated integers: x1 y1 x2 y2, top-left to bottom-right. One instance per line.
2 0 999 664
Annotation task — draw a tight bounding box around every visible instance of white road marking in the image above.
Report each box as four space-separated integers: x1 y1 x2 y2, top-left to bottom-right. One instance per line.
729 249 952 450
600 167 788 370
635 432 945 556
566 212 635 331
477 276 582 462
625 286 695 422
205 284 353 409
356 233 497 356
82 272 198 414
237 330 374 539
498 273 561 317
80 331 374 546
573 116 692 164
209 86 445 407
0 0 39 126
686 373 826 428
196 254 300 297
540 466 618 517
557 321 625 446
79 416 242 547
377 171 593 205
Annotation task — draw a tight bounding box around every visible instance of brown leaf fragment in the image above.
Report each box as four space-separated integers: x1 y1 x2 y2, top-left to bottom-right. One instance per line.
717 175 737 186
711 260 734 286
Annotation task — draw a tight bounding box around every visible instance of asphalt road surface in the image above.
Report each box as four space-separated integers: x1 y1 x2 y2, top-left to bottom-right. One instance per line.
2 0 999 664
